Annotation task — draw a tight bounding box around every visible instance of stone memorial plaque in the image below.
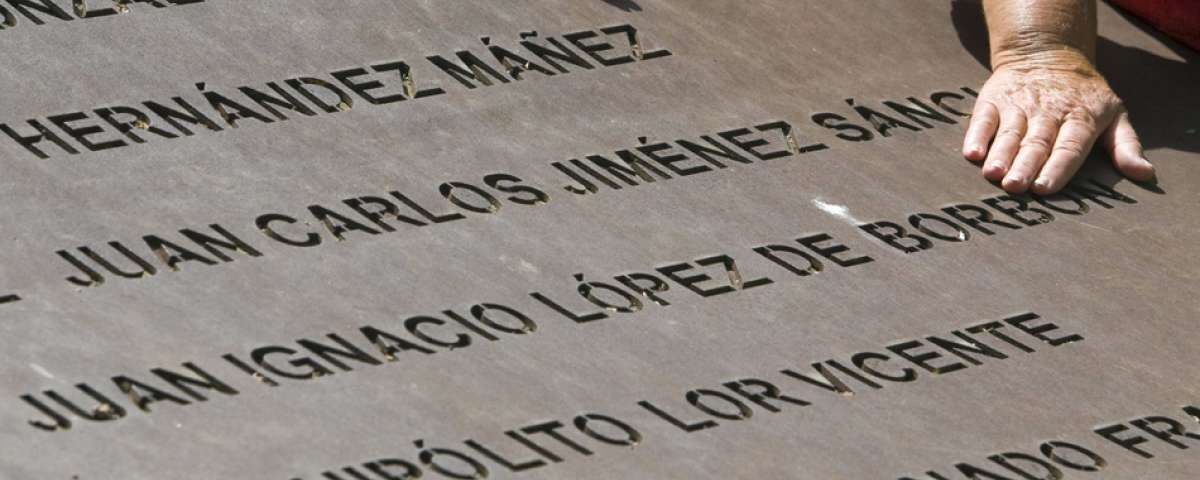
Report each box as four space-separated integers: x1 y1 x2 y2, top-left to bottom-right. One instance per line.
0 0 1197 478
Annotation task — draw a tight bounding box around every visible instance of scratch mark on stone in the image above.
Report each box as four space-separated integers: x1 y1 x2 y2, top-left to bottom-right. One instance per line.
1076 221 1114 234
29 363 54 379
813 198 860 225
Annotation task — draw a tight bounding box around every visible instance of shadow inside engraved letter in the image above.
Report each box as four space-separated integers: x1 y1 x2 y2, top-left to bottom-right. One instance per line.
601 0 643 12
950 0 1199 161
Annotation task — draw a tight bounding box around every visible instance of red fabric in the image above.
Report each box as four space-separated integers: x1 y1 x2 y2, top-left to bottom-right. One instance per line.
1110 0 1200 51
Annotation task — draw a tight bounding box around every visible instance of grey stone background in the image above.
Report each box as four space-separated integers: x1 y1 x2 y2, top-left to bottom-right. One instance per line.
0 1 1196 478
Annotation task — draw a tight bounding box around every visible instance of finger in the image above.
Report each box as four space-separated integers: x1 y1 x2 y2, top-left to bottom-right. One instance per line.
1103 111 1155 182
982 109 1026 182
963 101 999 162
1003 116 1059 193
1032 117 1100 194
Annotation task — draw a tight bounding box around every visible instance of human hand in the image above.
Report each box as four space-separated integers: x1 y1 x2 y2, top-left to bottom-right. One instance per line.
961 54 1156 194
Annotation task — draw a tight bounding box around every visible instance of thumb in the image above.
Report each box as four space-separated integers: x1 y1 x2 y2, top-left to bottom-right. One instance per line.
1103 110 1156 182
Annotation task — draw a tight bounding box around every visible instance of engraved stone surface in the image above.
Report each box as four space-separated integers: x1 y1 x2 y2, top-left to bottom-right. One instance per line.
0 1 1197 479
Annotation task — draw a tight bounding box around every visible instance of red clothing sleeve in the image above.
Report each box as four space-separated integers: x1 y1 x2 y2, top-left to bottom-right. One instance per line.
1109 0 1200 51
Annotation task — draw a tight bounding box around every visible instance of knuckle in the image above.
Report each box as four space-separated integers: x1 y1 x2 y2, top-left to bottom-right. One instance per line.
1062 109 1096 125
971 116 998 129
995 128 1023 140
1032 115 1062 130
1053 140 1087 156
975 99 1001 112
1116 133 1142 146
1020 136 1054 150
1113 124 1142 144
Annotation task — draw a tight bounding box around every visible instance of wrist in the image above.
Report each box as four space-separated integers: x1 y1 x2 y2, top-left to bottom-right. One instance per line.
991 46 1098 76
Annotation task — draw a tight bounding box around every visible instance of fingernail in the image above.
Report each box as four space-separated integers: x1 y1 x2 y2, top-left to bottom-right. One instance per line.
984 162 1003 175
1143 160 1158 184
1034 177 1052 191
1004 174 1026 189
